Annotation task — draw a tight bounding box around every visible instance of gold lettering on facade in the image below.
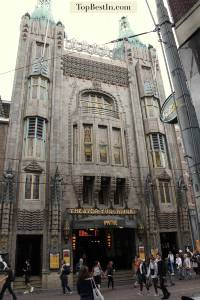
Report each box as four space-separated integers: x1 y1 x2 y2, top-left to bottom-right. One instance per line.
68 208 136 215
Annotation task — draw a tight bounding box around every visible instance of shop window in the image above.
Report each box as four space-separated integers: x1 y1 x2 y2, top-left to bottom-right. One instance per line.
98 125 108 163
112 128 122 165
23 117 46 159
99 177 110 205
83 176 94 204
159 180 171 203
149 133 168 168
114 178 125 205
25 174 40 200
83 124 93 162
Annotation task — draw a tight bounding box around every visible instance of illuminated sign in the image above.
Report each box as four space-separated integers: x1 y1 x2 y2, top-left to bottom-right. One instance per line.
68 208 137 215
49 253 60 270
63 249 70 266
104 220 118 226
160 92 178 124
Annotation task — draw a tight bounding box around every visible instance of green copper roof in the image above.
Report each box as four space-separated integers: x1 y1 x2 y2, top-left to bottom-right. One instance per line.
31 5 54 23
113 16 146 59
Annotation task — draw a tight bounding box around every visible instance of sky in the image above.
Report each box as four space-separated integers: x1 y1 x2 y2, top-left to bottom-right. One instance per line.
0 0 171 101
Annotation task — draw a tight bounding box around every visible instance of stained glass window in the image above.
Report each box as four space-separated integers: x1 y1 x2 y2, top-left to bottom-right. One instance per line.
112 128 122 165
84 125 93 162
98 125 108 163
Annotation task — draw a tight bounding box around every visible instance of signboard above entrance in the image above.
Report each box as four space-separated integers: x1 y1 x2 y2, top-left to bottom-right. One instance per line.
68 208 137 215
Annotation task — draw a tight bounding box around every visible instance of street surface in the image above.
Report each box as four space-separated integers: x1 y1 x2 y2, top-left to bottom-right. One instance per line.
2 279 200 300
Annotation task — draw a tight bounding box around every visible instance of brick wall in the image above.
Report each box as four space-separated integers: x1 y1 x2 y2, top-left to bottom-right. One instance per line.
167 0 199 23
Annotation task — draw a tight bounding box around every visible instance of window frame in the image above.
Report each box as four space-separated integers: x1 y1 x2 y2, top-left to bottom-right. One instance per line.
149 133 168 168
158 180 171 204
24 173 40 200
29 77 48 101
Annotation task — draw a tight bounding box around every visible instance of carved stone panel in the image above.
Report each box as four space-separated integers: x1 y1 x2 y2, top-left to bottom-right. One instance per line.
63 55 129 86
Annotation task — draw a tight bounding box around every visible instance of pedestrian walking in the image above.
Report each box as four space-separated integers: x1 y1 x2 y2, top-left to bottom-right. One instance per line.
136 258 150 296
184 253 192 280
77 266 94 300
76 258 84 276
0 265 17 300
176 254 184 280
60 262 72 295
147 255 158 296
22 259 34 294
106 261 114 289
157 253 170 299
133 256 140 288
167 251 175 275
92 261 102 289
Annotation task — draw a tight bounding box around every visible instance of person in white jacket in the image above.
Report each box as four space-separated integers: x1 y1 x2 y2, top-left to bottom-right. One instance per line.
184 253 192 279
147 256 158 296
176 254 183 280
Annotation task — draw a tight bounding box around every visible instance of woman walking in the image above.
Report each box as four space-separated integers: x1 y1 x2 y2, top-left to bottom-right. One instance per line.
147 256 158 296
92 261 102 289
77 266 94 300
136 258 150 296
60 263 72 295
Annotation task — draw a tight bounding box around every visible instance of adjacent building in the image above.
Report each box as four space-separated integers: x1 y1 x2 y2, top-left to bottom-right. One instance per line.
0 1 193 287
167 0 200 125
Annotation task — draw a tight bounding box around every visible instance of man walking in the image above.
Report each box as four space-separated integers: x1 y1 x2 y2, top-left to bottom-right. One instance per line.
0 265 17 300
157 253 170 299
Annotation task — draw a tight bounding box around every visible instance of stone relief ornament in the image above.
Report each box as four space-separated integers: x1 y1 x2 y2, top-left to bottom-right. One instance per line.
2 167 14 202
32 57 48 77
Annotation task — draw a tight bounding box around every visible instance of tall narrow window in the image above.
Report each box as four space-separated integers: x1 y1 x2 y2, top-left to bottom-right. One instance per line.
149 133 168 168
159 180 171 203
99 177 110 205
112 128 122 165
73 124 78 163
98 125 108 163
24 117 46 159
25 174 40 200
114 178 125 205
83 176 94 204
30 77 48 101
83 124 93 162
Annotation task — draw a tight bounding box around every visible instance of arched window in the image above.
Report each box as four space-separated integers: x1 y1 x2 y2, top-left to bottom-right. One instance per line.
80 91 118 118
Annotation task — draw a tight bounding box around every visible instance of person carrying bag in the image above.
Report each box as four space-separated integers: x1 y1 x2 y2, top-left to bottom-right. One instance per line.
90 278 104 300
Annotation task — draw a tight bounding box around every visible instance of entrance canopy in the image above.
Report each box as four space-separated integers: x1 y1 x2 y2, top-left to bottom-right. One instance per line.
72 215 137 229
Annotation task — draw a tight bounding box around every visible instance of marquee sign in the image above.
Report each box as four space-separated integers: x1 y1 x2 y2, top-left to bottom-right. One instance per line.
68 208 137 215
160 92 178 124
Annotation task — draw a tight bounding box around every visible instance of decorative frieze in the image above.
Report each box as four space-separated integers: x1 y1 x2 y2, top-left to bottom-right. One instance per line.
17 209 46 231
62 55 129 86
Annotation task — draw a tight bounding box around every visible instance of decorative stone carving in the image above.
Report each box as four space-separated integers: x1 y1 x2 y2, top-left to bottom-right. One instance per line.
31 57 49 77
17 209 46 231
110 177 116 209
65 39 117 60
50 167 63 204
2 167 14 203
63 55 129 87
93 176 101 208
24 161 43 173
72 175 83 207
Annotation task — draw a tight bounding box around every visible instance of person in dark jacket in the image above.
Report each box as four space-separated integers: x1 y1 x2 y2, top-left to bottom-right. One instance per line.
156 253 170 299
106 261 114 289
77 266 94 300
0 265 17 300
22 259 34 294
60 263 72 294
